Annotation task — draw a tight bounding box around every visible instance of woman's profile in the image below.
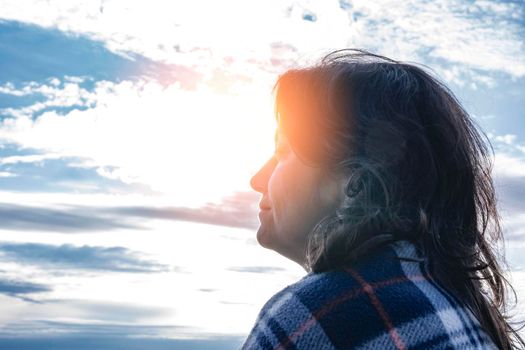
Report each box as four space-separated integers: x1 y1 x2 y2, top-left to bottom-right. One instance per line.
244 49 524 349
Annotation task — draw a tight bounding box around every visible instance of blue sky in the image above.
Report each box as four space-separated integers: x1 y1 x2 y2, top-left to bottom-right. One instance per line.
0 1 524 349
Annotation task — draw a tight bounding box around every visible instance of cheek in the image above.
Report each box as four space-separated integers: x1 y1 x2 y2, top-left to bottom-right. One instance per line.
268 165 295 220
268 162 316 225
267 167 286 219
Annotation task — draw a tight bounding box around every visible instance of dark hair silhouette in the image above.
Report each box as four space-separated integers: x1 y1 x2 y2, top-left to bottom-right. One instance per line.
272 49 524 349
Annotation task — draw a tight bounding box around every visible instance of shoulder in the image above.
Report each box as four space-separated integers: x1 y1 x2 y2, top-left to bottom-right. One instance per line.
241 271 340 350
241 240 498 349
242 241 414 349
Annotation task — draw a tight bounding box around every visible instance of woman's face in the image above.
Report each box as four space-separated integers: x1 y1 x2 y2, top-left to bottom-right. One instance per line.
250 130 344 267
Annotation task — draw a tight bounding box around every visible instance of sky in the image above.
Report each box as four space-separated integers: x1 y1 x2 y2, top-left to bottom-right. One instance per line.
0 0 524 349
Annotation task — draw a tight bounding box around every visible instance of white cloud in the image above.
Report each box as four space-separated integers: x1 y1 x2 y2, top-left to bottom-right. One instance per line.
0 153 64 165
494 134 518 146
502 213 525 241
494 153 525 178
493 153 525 242
0 78 277 206
486 133 525 157
64 76 87 84
339 0 525 78
0 79 96 119
473 0 524 19
0 171 17 177
0 189 304 336
432 66 499 89
0 83 26 97
0 0 522 80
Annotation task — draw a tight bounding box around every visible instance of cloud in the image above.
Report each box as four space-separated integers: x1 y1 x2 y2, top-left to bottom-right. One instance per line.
501 213 525 243
0 79 96 119
45 299 173 323
346 0 525 78
0 190 259 234
0 153 65 165
0 334 244 350
0 278 51 301
494 153 525 181
1 0 523 81
491 153 525 243
226 266 285 274
0 318 244 349
496 174 525 216
0 20 147 84
0 171 16 177
0 242 168 273
1 2 522 209
0 75 275 204
109 190 260 229
0 203 140 233
489 132 518 145
0 152 154 195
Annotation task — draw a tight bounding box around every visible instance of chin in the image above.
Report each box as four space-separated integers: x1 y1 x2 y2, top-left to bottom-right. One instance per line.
256 227 274 249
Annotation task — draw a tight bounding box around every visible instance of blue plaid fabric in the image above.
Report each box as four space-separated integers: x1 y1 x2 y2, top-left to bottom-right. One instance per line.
241 240 498 349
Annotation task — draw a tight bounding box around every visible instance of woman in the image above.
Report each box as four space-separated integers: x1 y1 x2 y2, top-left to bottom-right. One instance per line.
244 49 524 349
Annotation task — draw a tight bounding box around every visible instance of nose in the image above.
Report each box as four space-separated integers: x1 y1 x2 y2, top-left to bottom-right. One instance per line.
250 157 276 194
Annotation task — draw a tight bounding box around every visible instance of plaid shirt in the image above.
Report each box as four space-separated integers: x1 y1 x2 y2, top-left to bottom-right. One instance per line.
241 240 498 349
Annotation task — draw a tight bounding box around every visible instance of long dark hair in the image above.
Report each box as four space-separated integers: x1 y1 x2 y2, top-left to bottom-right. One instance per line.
273 49 524 349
